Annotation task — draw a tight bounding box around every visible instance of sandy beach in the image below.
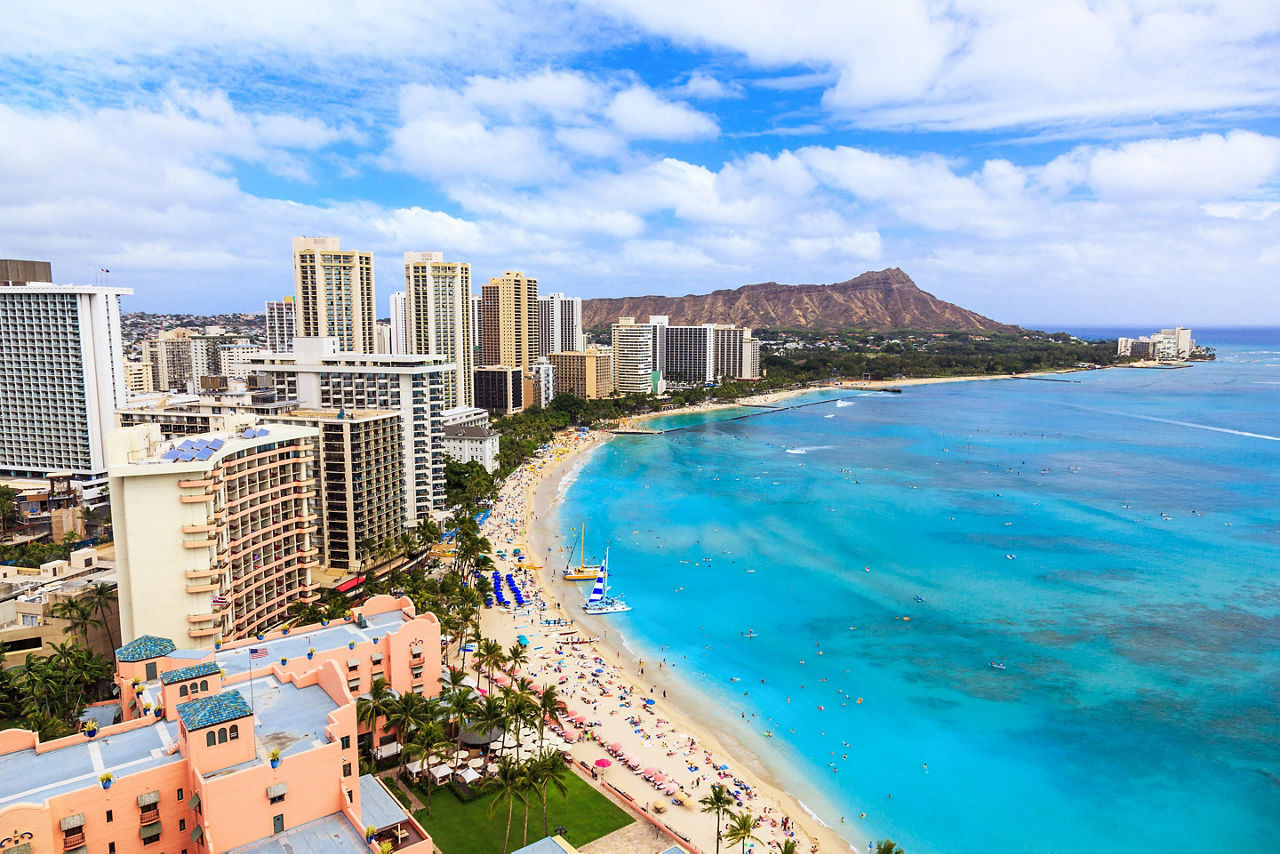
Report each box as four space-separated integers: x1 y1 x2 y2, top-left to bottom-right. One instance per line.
474 428 866 854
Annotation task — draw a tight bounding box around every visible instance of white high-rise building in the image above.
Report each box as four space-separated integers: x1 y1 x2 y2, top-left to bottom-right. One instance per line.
470 294 481 351
292 237 375 353
611 317 665 395
389 291 409 355
538 292 584 357
528 359 555 408
404 252 474 409
265 297 296 352
0 264 131 501
250 338 453 520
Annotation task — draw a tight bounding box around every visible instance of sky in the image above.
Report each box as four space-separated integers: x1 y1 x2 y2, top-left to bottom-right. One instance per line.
3 1 1279 326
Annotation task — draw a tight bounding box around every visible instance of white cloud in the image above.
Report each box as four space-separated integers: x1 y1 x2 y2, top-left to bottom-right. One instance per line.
673 71 744 99
606 86 719 140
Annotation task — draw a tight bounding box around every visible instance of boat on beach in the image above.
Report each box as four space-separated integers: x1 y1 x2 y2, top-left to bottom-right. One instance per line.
563 521 603 580
583 548 630 615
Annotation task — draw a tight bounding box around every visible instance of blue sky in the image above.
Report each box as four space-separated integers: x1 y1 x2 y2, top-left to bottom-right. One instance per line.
2 1 1279 325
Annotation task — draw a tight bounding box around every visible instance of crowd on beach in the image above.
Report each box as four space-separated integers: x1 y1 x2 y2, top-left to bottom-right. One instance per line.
471 427 840 854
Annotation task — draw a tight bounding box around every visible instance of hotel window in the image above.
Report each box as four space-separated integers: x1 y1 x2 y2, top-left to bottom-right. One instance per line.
206 732 216 747
341 735 351 749
107 809 113 822
180 819 187 831
110 844 116 853
343 762 352 777
177 788 183 801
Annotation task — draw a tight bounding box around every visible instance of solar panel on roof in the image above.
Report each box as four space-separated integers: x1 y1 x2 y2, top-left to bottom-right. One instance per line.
207 439 224 450
192 439 210 449
241 428 255 438
255 428 269 437
195 448 214 460
179 439 198 450
161 449 182 460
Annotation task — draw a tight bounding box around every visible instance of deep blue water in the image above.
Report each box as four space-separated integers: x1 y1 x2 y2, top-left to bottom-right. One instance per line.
554 330 1280 853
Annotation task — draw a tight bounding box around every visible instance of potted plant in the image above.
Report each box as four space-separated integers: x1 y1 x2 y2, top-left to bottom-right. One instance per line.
281 623 291 636
365 825 377 843
269 748 281 769
307 647 315 660
142 702 152 715
82 720 100 738
214 640 222 650
132 677 144 694
99 772 114 789
348 640 356 650
280 657 288 666
379 841 394 854
256 632 265 640
153 706 163 718
344 609 354 622
321 619 329 626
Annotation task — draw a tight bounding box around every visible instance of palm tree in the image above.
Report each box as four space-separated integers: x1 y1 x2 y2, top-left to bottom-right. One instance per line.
506 642 529 676
724 812 760 854
477 640 506 694
356 678 398 768
779 840 798 854
402 717 450 815
536 684 565 746
485 755 528 854
699 784 735 854
82 583 118 649
384 691 431 774
414 517 441 554
50 597 100 645
471 694 511 757
529 747 570 838
875 841 905 854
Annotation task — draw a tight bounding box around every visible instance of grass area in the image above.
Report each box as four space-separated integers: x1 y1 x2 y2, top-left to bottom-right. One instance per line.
412 771 633 854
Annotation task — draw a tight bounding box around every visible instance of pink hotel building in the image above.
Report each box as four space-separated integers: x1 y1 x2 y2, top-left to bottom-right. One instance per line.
0 596 440 853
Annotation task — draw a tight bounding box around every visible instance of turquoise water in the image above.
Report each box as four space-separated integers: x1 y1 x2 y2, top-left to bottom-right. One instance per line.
554 335 1280 853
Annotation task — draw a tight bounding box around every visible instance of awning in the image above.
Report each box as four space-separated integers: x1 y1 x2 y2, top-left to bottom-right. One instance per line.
347 658 360 668
266 782 288 798
371 652 383 663
373 741 402 759
335 575 365 592
458 767 481 783
191 826 204 842
138 790 161 807
10 844 33 854
429 764 452 781
187 792 201 809
140 823 163 840
60 813 86 830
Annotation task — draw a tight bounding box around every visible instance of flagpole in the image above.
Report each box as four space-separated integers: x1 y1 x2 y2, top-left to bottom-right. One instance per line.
249 647 259 764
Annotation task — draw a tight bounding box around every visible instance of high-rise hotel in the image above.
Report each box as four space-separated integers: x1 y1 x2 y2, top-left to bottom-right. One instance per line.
0 260 130 502
292 237 375 353
479 270 538 370
404 251 474 408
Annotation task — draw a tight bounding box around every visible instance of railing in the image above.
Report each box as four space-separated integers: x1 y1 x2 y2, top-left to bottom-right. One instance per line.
62 831 86 849
139 806 160 824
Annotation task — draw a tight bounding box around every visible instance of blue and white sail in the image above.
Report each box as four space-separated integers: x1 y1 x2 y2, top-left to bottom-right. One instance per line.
582 546 630 614
587 570 606 603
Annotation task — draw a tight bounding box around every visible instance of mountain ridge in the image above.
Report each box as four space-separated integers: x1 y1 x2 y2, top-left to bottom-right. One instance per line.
581 268 1011 332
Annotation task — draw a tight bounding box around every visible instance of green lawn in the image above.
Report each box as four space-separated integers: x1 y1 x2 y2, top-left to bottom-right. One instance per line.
411 772 633 854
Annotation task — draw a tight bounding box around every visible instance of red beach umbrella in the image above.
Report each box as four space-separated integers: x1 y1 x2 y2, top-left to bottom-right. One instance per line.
595 758 612 768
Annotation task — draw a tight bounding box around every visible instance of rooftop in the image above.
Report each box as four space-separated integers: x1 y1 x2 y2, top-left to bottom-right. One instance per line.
177 690 252 731
0 720 181 808
360 774 414 830
161 661 221 685
241 675 339 760
225 813 367 853
116 634 176 662
443 426 496 439
214 610 405 678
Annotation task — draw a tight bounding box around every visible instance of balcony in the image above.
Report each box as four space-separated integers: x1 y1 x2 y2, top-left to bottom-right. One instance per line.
182 538 217 549
177 478 214 489
188 626 217 638
186 583 219 594
179 494 214 504
182 522 222 534
188 612 216 623
62 831 86 850
140 805 160 825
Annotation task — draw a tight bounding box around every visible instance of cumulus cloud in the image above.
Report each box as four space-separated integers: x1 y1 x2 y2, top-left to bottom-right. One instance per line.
606 86 719 140
673 71 745 99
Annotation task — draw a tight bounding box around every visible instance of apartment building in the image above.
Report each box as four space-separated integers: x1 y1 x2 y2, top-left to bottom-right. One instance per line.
528 359 555 409
108 417 319 647
538 292 584 357
610 317 666 395
123 360 155 394
404 252 474 409
547 349 614 400
268 409 405 576
473 366 525 415
479 271 538 369
140 328 196 392
249 338 452 521
0 265 131 501
265 296 296 353
389 291 409 355
292 237 375 353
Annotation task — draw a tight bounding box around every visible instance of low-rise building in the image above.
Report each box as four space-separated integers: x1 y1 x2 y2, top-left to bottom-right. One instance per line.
441 426 500 473
0 595 437 853
0 549 119 667
547 349 614 400
474 366 525 415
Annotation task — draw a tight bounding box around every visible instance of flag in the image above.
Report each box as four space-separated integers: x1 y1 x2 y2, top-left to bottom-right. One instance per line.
249 647 268 660
100 268 110 273
211 595 228 607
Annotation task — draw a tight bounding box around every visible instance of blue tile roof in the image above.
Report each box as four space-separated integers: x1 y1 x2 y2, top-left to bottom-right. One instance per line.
177 690 252 731
161 662 221 685
116 635 176 663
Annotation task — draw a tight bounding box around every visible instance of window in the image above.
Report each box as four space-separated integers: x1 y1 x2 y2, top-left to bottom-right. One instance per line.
229 724 239 740
340 735 350 749
177 788 184 801
144 834 160 846
180 819 187 831
217 728 228 744
109 844 116 853
200 679 209 691
206 732 216 748
342 762 352 777
107 809 113 823
269 793 285 805
179 685 188 697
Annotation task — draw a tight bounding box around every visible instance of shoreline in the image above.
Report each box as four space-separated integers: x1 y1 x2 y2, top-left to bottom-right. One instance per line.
478 431 865 854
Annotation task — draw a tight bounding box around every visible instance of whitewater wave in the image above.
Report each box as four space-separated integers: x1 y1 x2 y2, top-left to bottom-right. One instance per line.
1063 404 1280 442
785 445 833 455
835 399 855 408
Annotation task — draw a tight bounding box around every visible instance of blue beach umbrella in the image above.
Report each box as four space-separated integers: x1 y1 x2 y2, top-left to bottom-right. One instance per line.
517 635 529 646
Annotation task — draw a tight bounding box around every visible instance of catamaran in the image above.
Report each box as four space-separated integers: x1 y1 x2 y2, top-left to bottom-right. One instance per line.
583 548 630 615
563 522 603 581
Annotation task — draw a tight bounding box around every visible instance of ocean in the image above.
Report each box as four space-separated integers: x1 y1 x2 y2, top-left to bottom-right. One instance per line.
552 329 1280 853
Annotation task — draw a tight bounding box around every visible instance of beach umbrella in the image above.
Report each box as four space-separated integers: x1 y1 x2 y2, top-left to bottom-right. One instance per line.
468 757 484 768
643 698 656 705
454 750 469 761
608 742 623 753
664 783 680 795
595 758 612 768
643 767 658 778
652 773 667 784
